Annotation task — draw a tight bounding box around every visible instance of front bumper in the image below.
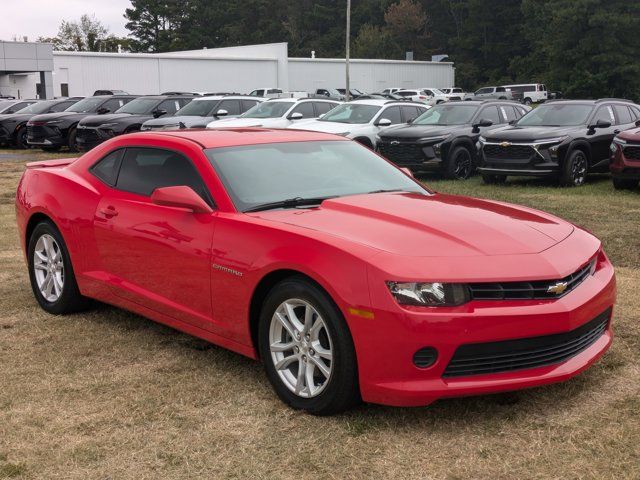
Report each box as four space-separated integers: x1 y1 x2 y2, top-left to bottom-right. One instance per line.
26 124 67 147
610 143 640 179
377 140 444 171
351 246 615 407
76 126 117 151
479 141 562 176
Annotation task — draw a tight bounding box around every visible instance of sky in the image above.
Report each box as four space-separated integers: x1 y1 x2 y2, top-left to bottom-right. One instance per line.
0 0 133 42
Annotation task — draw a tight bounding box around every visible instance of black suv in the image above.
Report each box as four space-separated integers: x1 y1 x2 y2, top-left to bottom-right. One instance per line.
478 99 640 186
376 101 530 179
0 98 82 148
75 95 194 151
27 95 138 151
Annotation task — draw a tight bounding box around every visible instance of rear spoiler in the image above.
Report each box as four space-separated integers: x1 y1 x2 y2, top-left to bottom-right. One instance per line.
26 158 76 169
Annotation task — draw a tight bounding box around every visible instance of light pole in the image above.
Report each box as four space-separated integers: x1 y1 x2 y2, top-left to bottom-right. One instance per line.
345 0 351 102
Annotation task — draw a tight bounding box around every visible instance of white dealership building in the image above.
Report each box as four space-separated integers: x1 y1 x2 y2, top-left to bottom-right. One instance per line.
0 42 455 99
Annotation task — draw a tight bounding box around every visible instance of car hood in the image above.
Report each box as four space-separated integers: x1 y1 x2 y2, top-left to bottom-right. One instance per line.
250 192 574 257
618 127 640 141
0 113 33 125
295 120 367 134
379 124 467 140
78 113 146 127
143 115 214 128
28 112 91 124
485 125 580 142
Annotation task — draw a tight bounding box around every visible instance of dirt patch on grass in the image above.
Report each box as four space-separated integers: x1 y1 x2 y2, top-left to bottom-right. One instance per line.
1 151 638 479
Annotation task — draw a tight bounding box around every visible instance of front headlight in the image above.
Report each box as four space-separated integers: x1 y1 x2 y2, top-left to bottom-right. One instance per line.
98 123 120 128
45 120 64 125
386 281 470 306
534 136 567 145
612 137 627 146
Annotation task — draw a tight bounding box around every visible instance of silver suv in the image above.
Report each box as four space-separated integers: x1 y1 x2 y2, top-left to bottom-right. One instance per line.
464 86 514 101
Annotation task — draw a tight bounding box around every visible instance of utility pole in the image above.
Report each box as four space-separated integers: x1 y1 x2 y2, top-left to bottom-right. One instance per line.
345 0 351 102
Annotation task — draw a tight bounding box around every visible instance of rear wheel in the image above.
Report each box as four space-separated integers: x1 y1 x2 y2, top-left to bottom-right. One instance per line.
258 276 360 415
444 146 474 180
28 220 90 314
482 173 507 184
523 97 532 106
560 149 588 186
612 177 638 190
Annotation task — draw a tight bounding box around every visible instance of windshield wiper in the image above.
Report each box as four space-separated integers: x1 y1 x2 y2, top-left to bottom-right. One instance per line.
244 196 337 213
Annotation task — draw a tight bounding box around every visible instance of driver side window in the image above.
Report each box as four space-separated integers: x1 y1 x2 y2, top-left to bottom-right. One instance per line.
593 105 615 125
478 106 501 124
291 102 315 118
379 106 402 125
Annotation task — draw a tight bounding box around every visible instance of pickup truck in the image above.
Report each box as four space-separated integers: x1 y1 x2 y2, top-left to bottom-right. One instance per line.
464 86 514 101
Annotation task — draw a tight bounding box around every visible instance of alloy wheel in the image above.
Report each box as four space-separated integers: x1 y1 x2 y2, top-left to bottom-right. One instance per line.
571 153 587 186
454 149 473 179
269 299 333 398
33 234 64 302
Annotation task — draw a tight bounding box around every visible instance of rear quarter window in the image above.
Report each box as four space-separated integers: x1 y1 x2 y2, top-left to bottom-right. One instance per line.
90 149 124 186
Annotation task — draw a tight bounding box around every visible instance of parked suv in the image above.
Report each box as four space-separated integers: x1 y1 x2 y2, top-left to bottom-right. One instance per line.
249 88 283 97
0 98 82 148
396 88 448 105
609 125 640 189
377 100 530 178
314 88 346 101
464 86 514 101
478 99 640 186
503 83 548 105
141 95 264 131
207 98 340 129
293 99 428 149
27 95 137 151
75 95 194 150
0 99 39 115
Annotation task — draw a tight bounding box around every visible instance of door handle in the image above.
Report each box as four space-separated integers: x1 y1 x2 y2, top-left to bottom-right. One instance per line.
99 206 118 218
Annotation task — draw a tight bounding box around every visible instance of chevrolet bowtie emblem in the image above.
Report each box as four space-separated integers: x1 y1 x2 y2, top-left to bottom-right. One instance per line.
500 141 511 147
390 140 400 145
547 281 569 295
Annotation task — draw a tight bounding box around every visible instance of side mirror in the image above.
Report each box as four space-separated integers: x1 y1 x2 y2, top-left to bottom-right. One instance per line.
508 120 516 125
376 118 392 127
288 112 303 120
400 167 414 178
406 118 414 124
472 118 493 133
97 107 110 114
587 119 611 132
215 109 228 117
150 186 212 214
153 109 168 118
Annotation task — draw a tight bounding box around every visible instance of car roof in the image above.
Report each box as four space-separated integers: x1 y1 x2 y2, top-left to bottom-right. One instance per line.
135 128 350 149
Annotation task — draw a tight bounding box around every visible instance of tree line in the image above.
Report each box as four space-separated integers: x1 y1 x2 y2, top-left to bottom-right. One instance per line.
41 0 640 100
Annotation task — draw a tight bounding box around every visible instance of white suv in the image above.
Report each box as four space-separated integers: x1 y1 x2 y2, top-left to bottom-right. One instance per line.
440 88 466 100
502 83 548 105
206 98 340 129
290 99 429 148
395 88 449 106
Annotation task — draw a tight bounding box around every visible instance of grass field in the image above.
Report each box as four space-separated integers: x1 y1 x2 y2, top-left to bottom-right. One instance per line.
0 149 638 479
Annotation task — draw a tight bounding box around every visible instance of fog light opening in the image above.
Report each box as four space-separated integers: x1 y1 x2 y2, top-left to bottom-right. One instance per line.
413 347 438 368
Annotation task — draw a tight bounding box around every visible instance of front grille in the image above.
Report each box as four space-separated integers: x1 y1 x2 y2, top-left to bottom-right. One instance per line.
623 146 640 160
484 143 534 160
443 308 610 377
27 125 50 141
378 141 426 165
469 259 594 301
76 128 101 143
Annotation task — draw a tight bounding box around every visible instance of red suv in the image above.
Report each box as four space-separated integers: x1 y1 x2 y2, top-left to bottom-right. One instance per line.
610 125 640 189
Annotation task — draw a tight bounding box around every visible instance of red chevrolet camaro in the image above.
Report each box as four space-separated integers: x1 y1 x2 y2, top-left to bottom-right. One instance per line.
15 129 616 415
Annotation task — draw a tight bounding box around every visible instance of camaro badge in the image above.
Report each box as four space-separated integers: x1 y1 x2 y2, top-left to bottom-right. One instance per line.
547 281 569 295
212 264 243 277
500 141 511 147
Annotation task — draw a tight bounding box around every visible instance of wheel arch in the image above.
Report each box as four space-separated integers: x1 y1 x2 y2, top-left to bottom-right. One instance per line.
566 139 592 166
25 211 58 248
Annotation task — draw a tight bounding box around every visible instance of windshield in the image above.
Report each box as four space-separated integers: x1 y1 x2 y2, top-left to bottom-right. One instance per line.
413 104 479 125
429 88 444 95
175 99 220 117
319 104 381 124
14 102 56 114
0 100 15 112
206 141 427 212
115 97 161 115
516 104 593 126
65 97 105 113
240 101 292 118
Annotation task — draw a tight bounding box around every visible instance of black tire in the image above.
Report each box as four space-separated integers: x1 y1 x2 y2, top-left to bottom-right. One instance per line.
258 275 360 415
523 97 532 106
67 128 78 152
482 173 507 184
27 220 90 314
499 96 507 100
444 145 474 180
560 149 588 186
15 127 29 149
612 177 638 190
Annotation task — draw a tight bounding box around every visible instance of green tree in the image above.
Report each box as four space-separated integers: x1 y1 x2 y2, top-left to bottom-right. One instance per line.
39 14 124 52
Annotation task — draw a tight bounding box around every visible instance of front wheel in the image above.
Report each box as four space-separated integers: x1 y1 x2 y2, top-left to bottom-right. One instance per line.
258 276 360 415
15 128 29 149
67 128 78 152
560 149 588 186
28 220 90 314
444 146 474 179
